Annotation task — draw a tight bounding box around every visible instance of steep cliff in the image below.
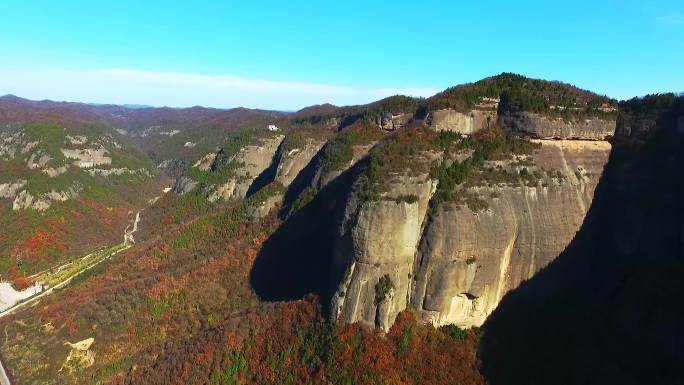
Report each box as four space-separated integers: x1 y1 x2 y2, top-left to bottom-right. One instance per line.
188 133 284 201
429 108 497 134
412 140 610 327
331 163 439 330
329 126 612 329
274 137 327 187
478 93 684 385
500 111 615 140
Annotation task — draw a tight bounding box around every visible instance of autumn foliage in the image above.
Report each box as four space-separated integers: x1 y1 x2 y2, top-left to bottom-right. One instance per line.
121 298 485 385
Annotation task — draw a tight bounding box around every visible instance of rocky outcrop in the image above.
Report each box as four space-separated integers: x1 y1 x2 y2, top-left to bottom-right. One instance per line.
61 147 112 168
314 144 375 190
43 165 68 177
374 112 413 131
246 193 283 218
206 135 284 201
429 109 497 134
12 190 51 211
60 338 96 373
329 139 610 329
331 153 440 330
26 150 52 169
500 111 615 140
275 138 327 187
0 180 26 199
171 176 198 195
11 186 81 211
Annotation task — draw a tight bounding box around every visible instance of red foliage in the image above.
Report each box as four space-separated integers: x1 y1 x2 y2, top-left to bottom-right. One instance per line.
7 266 28 290
13 276 28 290
121 300 486 385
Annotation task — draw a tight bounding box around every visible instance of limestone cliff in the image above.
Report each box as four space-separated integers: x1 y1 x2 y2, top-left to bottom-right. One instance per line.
331 167 438 330
500 111 615 140
274 137 326 187
205 135 284 201
328 136 611 329
429 109 497 134
412 140 611 327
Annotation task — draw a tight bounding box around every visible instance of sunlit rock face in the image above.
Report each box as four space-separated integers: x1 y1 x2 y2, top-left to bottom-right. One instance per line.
429 109 497 134
206 135 284 202
274 137 327 187
330 138 611 329
412 140 611 327
331 169 438 331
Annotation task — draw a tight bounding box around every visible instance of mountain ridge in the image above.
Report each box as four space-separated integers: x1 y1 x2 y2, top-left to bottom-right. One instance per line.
0 74 681 385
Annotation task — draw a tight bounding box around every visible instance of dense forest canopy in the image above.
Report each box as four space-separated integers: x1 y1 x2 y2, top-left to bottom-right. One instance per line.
428 73 618 119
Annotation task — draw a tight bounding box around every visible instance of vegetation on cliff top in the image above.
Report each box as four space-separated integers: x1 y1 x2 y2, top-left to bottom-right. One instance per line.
319 121 384 174
428 73 617 120
430 126 541 210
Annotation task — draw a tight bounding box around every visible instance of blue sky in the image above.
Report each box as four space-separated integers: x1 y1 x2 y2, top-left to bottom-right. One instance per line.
0 0 682 110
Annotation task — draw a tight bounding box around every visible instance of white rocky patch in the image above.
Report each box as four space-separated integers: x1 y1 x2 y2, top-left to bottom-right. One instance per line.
194 152 219 171
86 168 151 177
26 151 52 169
60 338 96 373
65 135 88 145
12 190 51 211
11 184 81 211
184 141 196 148
159 130 180 136
0 180 27 199
61 147 112 168
42 166 68 177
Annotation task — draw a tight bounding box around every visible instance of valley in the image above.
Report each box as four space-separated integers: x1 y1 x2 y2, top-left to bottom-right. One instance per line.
0 74 681 385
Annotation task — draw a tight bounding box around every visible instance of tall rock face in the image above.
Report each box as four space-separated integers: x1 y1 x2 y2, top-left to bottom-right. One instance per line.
429 109 497 134
331 159 439 330
205 134 284 201
411 140 611 327
327 131 612 330
500 110 615 140
274 137 327 187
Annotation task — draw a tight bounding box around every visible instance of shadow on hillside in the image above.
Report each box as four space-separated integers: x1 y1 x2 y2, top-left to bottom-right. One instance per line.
479 116 684 385
279 145 327 214
249 157 364 313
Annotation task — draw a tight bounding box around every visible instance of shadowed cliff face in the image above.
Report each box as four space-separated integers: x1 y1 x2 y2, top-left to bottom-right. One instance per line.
480 97 684 385
249 157 364 311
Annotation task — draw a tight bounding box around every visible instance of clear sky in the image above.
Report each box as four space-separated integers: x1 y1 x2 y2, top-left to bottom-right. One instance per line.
0 0 682 110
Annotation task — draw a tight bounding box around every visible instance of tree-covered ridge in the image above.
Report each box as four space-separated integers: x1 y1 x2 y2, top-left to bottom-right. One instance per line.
619 92 684 114
279 95 423 137
428 73 618 120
